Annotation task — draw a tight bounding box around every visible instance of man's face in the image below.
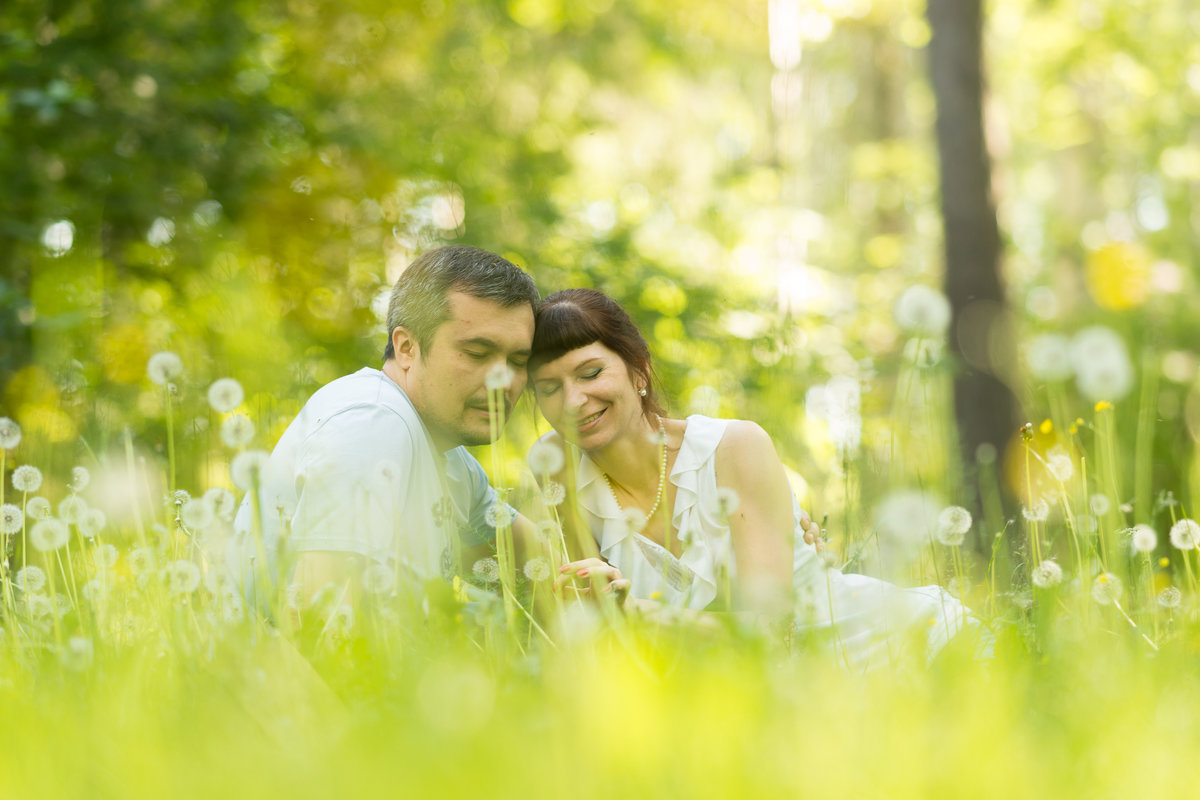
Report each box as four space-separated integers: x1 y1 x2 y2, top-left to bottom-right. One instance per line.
404 291 535 449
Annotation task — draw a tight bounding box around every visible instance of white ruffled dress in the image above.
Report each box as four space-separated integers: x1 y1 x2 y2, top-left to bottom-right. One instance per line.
575 415 976 670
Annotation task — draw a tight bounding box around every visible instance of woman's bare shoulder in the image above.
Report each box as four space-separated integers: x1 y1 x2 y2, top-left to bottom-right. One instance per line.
715 419 780 477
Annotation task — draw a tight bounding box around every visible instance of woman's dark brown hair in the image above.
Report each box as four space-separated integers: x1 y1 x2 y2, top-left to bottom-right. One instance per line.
529 288 666 420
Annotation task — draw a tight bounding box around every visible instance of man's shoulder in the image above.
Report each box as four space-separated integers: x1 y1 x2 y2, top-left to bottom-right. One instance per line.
302 368 417 422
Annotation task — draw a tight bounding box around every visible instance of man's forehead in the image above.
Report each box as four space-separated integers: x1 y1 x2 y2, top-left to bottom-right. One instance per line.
443 291 534 343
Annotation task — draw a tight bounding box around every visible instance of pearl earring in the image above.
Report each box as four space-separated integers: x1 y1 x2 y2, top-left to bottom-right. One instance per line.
638 388 647 397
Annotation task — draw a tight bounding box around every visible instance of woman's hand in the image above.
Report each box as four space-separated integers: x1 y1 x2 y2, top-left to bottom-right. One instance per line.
555 558 630 603
798 509 824 551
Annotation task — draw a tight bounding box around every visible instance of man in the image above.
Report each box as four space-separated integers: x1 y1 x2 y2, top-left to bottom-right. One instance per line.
228 245 538 608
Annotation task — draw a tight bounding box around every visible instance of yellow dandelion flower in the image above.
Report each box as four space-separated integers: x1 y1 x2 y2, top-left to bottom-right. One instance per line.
1039 419 1053 434
1094 401 1113 412
1159 557 1171 568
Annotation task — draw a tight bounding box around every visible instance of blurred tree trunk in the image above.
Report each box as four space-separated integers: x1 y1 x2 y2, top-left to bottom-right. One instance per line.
926 0 1020 538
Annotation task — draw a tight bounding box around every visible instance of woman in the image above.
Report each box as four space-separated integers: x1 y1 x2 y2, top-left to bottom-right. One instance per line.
528 288 976 669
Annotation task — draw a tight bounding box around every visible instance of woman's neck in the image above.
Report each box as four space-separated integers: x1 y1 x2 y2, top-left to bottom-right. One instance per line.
589 415 672 495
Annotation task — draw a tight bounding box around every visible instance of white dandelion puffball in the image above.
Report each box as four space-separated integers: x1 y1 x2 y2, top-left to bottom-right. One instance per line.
874 490 942 557
523 557 551 582
1025 333 1074 382
1031 559 1063 589
128 548 155 575
534 519 560 543
27 594 53 619
62 636 95 672
1046 451 1074 483
25 496 51 520
220 414 256 448
484 362 515 391
936 505 973 546
1091 572 1124 605
54 593 73 617
893 285 952 337
204 487 236 518
527 440 565 476
1130 525 1157 554
78 508 107 538
1071 326 1134 402
231 449 271 490
82 577 110 604
1 504 22 535
12 465 43 493
58 495 88 524
1169 518 1200 550
621 508 648 533
1089 493 1111 516
171 489 191 505
484 502 515 529
180 498 215 531
93 543 120 570
1022 499 1050 523
165 560 202 595
472 557 500 583
30 519 70 552
361 563 396 596
69 466 91 492
542 481 566 507
1158 586 1182 610
0 417 21 450
15 566 47 593
207 378 245 413
715 487 741 517
147 351 184 386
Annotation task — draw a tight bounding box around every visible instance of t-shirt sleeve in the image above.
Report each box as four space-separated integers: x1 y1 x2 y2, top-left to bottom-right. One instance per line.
288 404 417 560
451 453 508 548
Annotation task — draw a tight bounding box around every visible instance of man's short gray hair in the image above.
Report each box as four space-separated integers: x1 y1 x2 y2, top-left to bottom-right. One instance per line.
383 245 540 359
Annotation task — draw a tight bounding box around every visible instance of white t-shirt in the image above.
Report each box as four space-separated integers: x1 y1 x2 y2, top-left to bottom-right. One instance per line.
227 367 502 589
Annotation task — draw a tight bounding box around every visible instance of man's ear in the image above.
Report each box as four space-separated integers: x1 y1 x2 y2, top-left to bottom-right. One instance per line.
391 326 420 366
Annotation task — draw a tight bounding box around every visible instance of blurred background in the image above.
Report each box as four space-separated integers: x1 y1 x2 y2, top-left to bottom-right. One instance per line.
2 0 1198 559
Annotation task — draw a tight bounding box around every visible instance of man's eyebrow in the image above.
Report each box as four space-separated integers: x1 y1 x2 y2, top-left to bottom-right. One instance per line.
457 337 531 356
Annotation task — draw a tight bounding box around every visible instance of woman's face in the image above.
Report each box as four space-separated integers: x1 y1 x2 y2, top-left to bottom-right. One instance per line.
531 342 646 451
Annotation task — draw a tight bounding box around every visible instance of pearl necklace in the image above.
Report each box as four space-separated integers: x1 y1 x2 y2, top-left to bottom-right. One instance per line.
602 416 668 527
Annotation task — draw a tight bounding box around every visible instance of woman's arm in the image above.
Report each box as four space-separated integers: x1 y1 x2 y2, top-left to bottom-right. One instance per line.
714 421 797 616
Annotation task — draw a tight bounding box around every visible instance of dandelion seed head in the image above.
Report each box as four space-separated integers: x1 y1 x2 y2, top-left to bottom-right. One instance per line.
1025 333 1074 381
220 413 256 448
204 487 236 518
53 593 73 617
1031 559 1063 589
484 502 515 529
1130 524 1158 554
523 557 551 582
0 417 21 450
472 557 499 583
129 548 155 575
28 593 53 618
147 351 183 386
30 519 70 552
935 505 973 546
12 465 43 493
14 566 47 593
164 560 202 595
527 440 565 476
1158 586 1183 610
1 503 22 534
93 543 120 569
1169 518 1200 550
1071 326 1134 402
78 508 107 538
542 481 566 507
1046 452 1074 483
25 496 51 520
1089 493 1111 516
58 495 88 524
535 520 560 543
69 466 90 492
82 577 109 604
715 487 741 518
873 490 943 566
207 378 245 413
231 449 271 490
171 489 191 506
947 576 971 599
1091 572 1124 605
180 499 215 531
361 563 395 596
484 362 515 391
62 636 94 671
621 508 648 533
893 285 951 337
1022 499 1050 522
